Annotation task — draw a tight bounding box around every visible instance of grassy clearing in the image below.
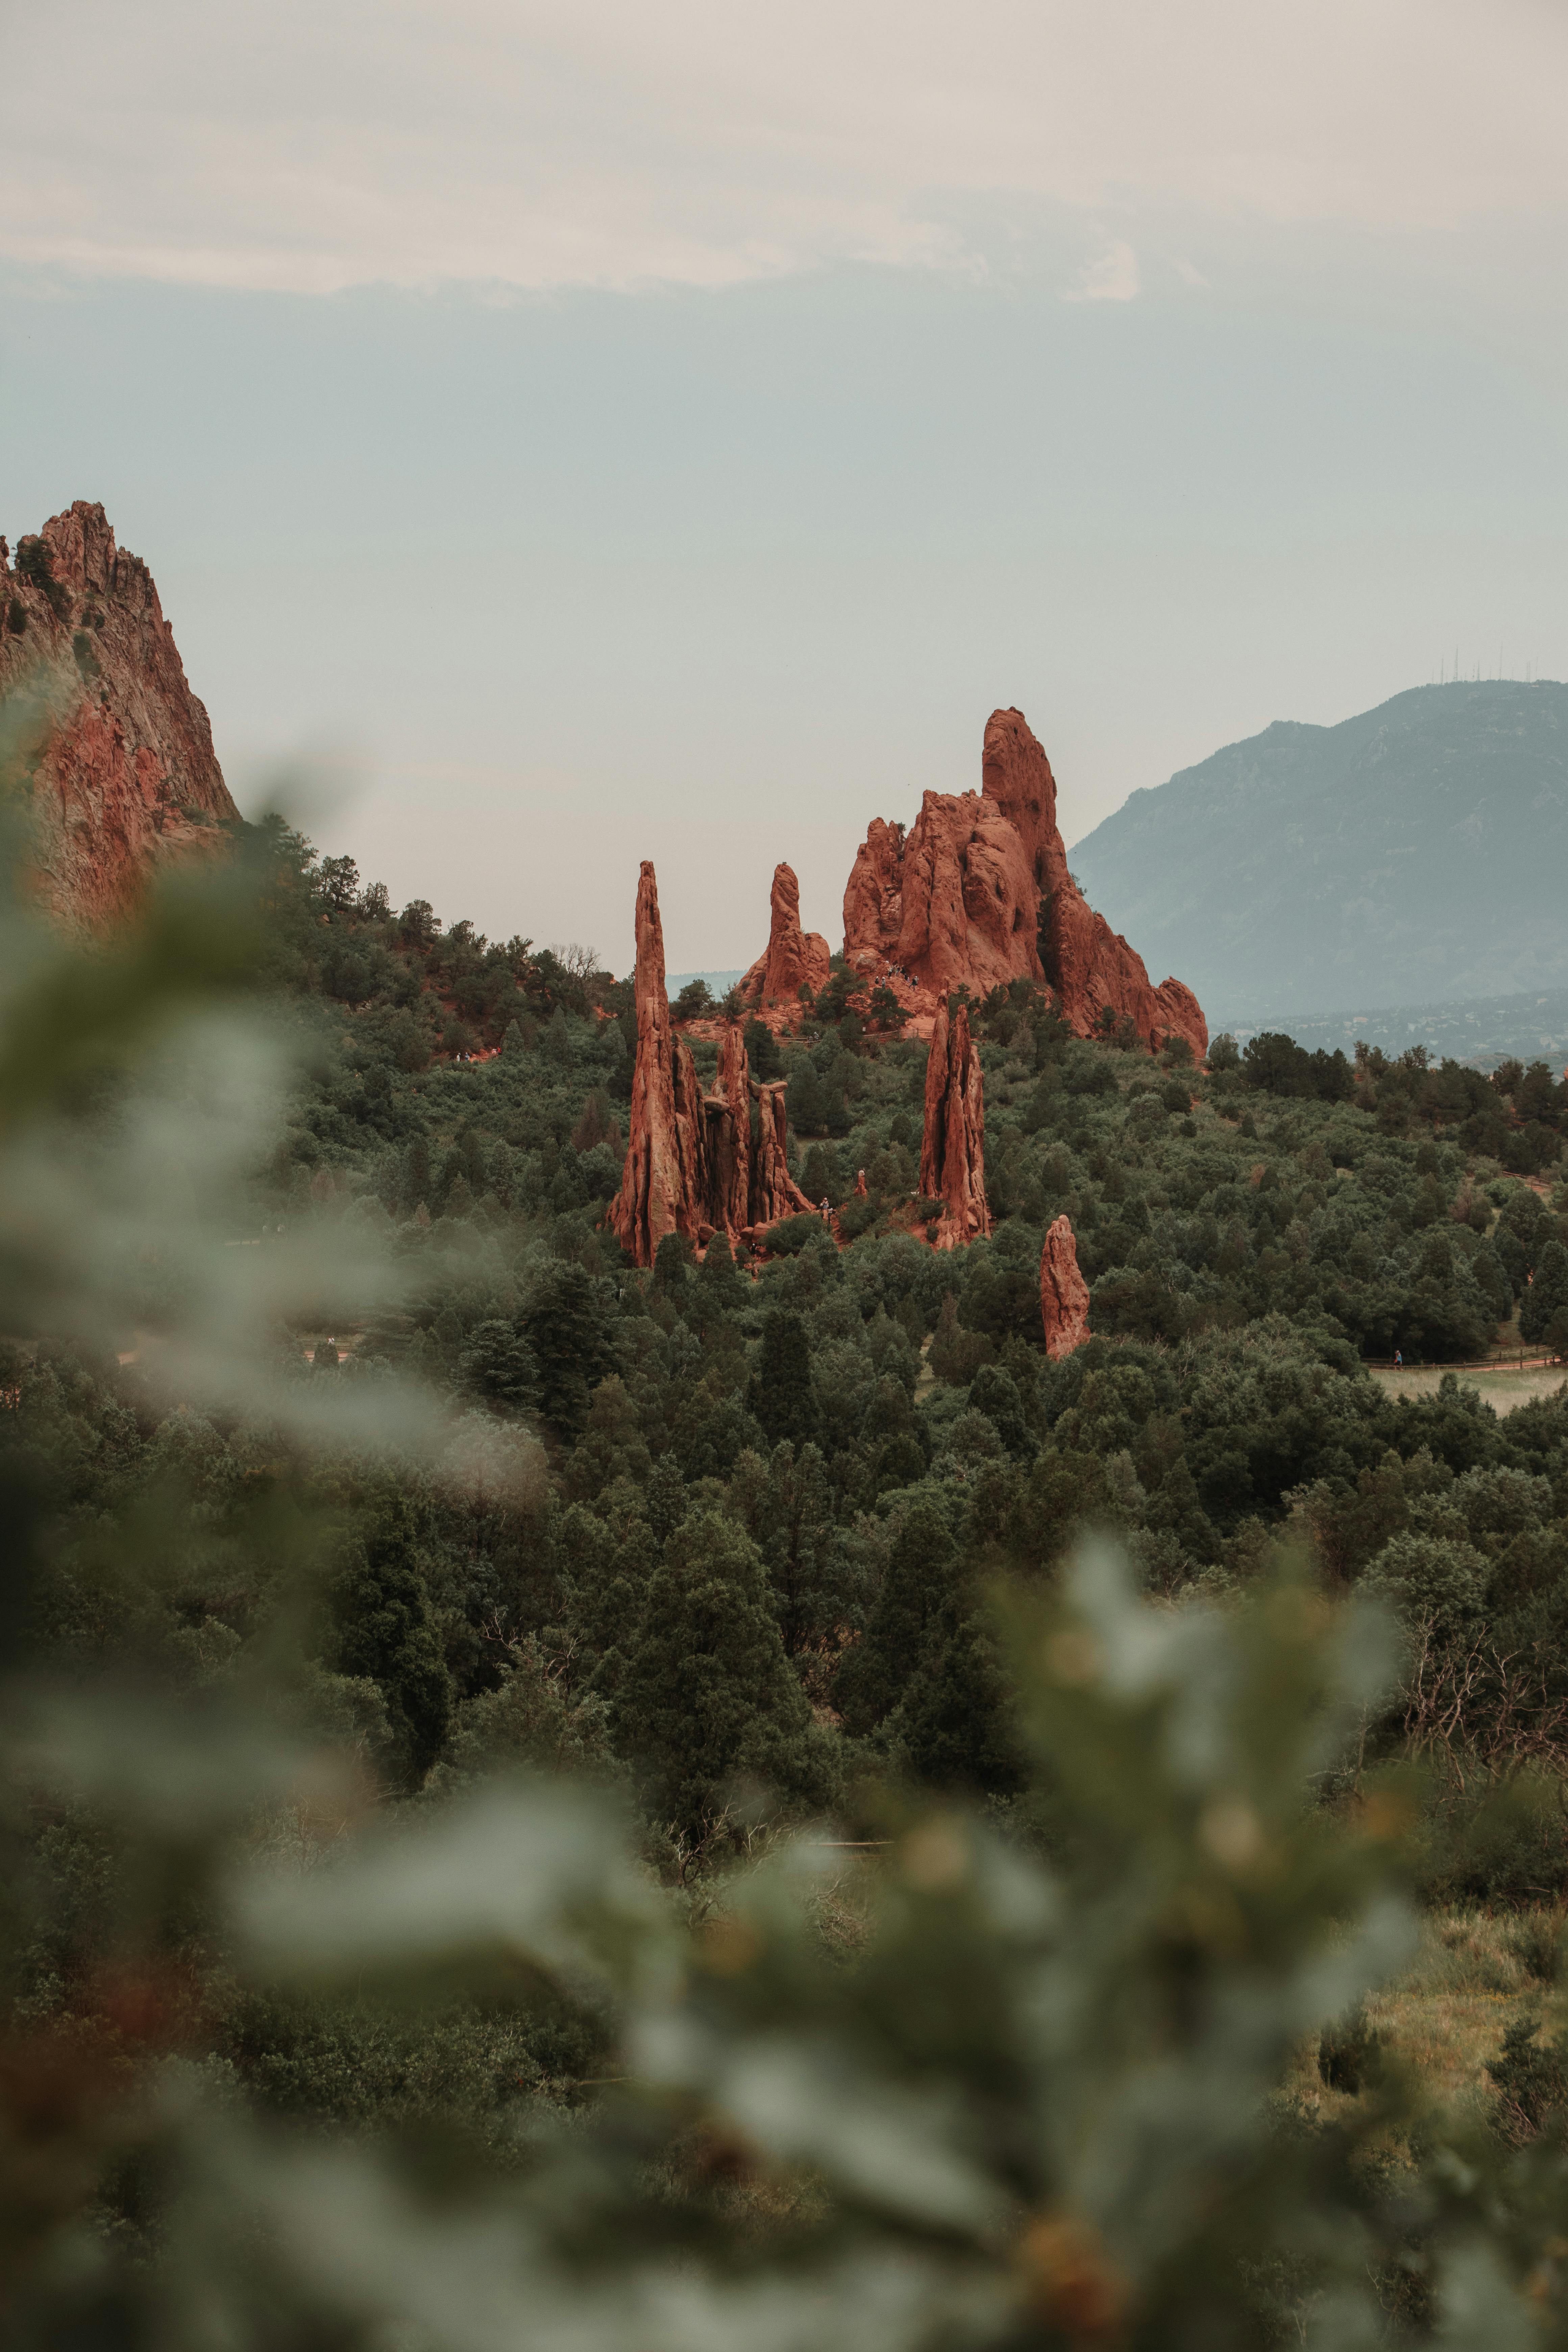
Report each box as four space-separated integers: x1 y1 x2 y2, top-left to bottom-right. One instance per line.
1288 1907 1565 2124
1370 1366 1568 1415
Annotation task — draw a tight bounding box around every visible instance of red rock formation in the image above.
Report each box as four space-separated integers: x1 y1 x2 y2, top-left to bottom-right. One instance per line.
609 862 817 1265
919 1001 990 1250
740 862 832 1008
1040 1215 1091 1359
0 503 238 929
841 708 1207 1062
707 1021 753 1237
749 1079 816 1229
609 862 710 1265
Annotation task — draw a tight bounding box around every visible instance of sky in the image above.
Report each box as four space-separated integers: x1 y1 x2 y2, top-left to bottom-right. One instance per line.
3 0 1568 978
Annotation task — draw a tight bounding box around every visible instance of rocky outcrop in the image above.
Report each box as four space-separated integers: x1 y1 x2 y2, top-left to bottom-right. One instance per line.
740 862 832 1008
920 1001 990 1250
842 708 1207 1061
749 1080 816 1228
609 861 816 1266
708 1022 753 1237
1040 1215 1091 1359
608 862 709 1266
0 503 237 929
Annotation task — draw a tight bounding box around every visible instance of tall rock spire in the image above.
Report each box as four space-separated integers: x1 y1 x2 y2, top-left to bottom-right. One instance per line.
919 1000 990 1250
608 863 816 1266
740 861 832 1009
608 861 709 1266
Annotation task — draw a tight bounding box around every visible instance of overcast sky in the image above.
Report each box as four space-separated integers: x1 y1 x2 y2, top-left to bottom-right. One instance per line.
3 0 1567 974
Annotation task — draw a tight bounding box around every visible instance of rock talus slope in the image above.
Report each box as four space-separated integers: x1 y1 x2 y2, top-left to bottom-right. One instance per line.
842 707 1207 1059
0 503 237 927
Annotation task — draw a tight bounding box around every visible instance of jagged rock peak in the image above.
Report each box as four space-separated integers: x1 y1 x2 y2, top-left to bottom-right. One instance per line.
608 860 815 1267
920 999 990 1251
842 706 1208 1062
0 501 238 929
1040 1215 1091 1359
740 861 832 1009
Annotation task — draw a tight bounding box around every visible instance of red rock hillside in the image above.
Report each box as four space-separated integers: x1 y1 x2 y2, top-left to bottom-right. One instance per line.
740 861 832 1009
609 860 815 1267
842 707 1207 1060
0 503 237 928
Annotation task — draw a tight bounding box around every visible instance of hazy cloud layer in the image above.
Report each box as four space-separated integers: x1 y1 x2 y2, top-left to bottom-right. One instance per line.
4 0 1567 294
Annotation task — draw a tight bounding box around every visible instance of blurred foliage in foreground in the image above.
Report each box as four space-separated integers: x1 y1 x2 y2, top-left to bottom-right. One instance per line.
5 841 1568 2348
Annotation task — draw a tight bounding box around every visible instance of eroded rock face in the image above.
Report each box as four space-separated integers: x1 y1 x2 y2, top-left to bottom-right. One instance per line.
609 862 707 1266
610 861 815 1265
749 1079 816 1229
842 707 1207 1061
0 503 237 928
920 1000 990 1250
741 862 832 1008
1040 1214 1091 1359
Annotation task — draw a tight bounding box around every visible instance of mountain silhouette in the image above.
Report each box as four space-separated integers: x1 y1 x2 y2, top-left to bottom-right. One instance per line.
1071 682 1568 1025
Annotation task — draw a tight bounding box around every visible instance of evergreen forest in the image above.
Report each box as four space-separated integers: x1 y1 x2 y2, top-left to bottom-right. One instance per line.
9 819 1568 2347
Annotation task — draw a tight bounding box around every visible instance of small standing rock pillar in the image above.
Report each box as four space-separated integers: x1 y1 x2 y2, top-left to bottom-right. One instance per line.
1040 1214 1091 1359
740 861 833 1008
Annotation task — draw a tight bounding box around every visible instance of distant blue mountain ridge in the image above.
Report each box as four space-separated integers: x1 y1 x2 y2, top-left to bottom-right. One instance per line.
1070 682 1568 1038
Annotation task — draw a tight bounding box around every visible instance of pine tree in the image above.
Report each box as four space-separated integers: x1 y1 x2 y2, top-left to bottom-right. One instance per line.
695 1233 746 1320
459 1319 539 1413
885 1595 1025 1797
651 1232 693 1301
543 1005 573 1065
403 1133 431 1214
645 1453 688 1549
834 1498 957 1735
748 1309 818 1448
744 1016 783 1082
610 1508 832 1834
967 1364 1029 1457
1522 1241 1568 1345
759 1440 847 1654
333 1502 455 1787
525 1263 615 1436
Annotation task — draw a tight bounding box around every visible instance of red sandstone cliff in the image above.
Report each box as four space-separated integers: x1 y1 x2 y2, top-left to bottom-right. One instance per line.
1040 1215 1091 1359
0 503 237 928
609 860 815 1266
842 708 1207 1061
919 1000 990 1250
740 862 832 1009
